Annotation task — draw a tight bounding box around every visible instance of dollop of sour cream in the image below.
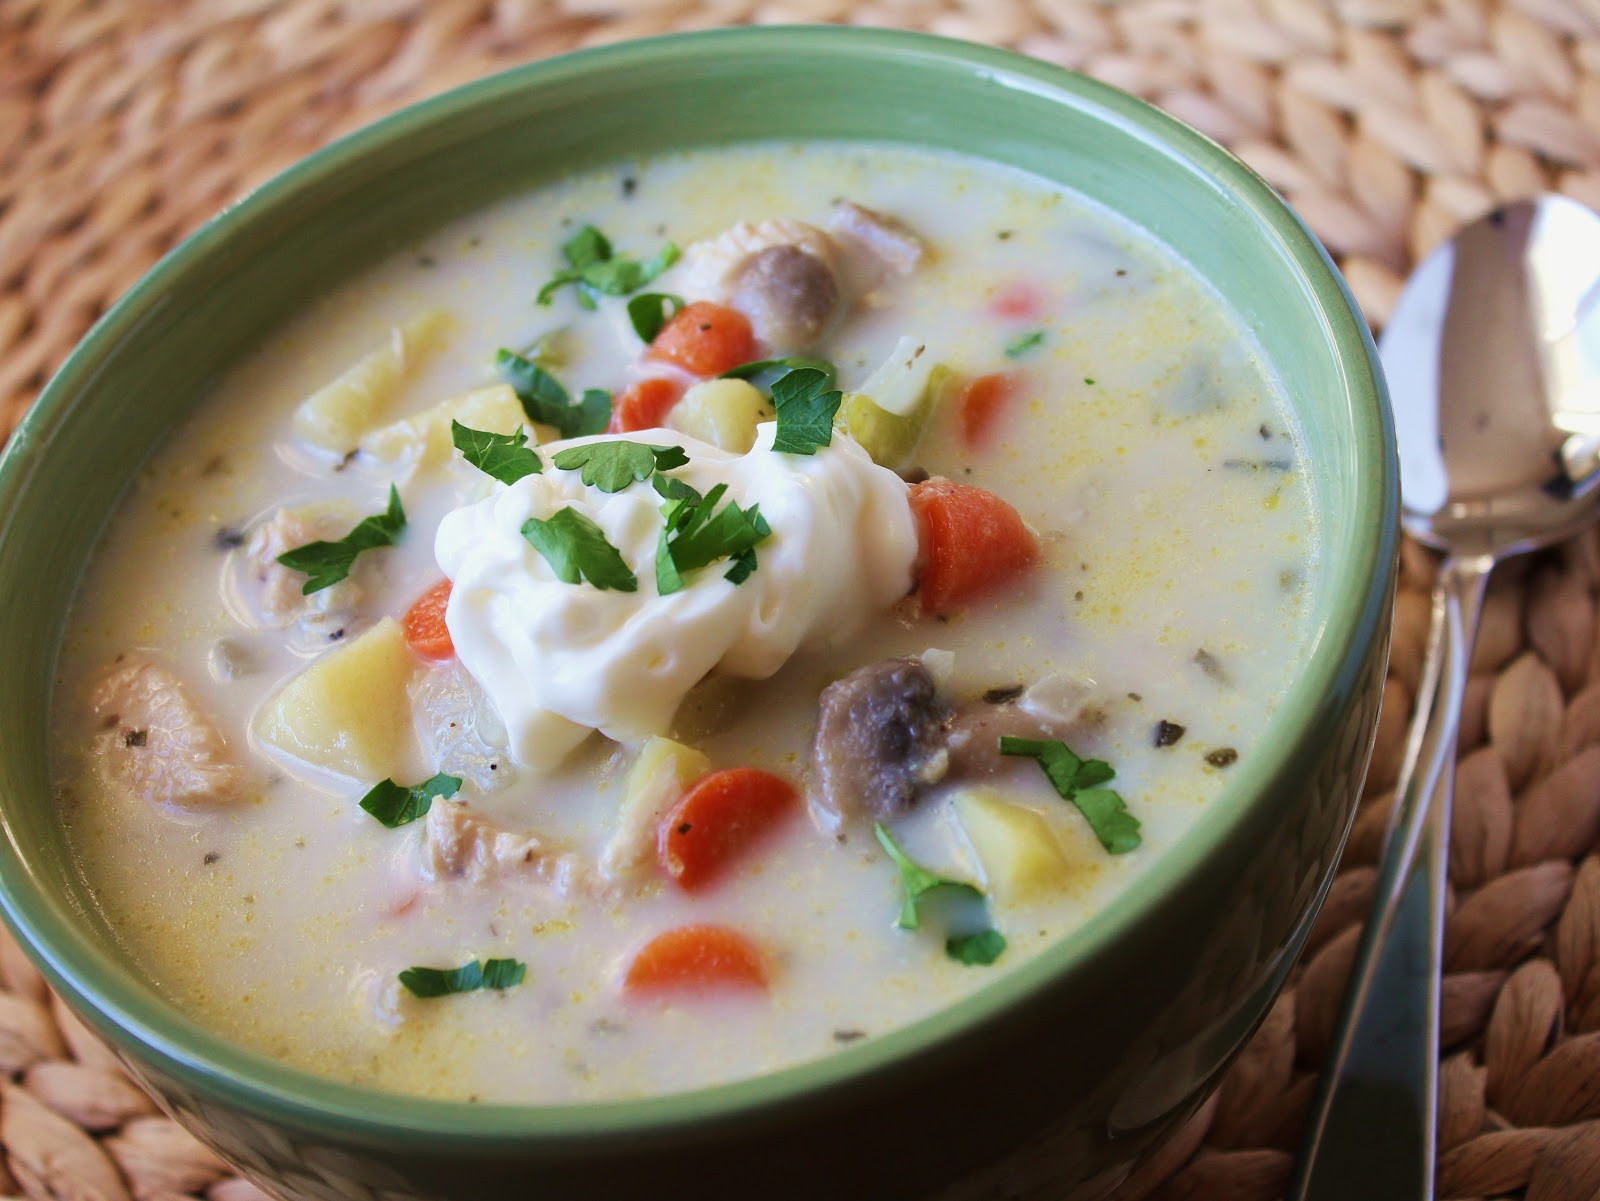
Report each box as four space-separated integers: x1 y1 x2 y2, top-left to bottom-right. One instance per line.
435 424 918 770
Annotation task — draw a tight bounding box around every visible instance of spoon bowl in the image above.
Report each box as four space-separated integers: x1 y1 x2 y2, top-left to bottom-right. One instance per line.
1384 195 1600 555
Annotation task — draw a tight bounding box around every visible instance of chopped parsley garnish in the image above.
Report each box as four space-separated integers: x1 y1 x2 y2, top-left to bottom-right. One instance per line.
946 928 1008 966
720 356 837 386
875 823 1006 966
537 224 679 310
494 349 611 439
626 292 684 342
451 421 542 485
999 736 1142 854
398 957 527 999
359 772 462 828
551 440 689 493
522 507 637 592
275 485 406 595
770 368 843 455
655 481 770 595
873 822 983 930
1004 330 1046 358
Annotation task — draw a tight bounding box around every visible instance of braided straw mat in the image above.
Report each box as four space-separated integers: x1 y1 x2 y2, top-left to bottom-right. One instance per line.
4 1 1600 1199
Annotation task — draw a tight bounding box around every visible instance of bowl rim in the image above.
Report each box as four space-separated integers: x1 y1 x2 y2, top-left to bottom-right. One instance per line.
0 23 1396 1145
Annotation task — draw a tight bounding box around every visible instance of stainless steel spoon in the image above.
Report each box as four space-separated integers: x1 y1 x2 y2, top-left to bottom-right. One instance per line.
1289 194 1600 1199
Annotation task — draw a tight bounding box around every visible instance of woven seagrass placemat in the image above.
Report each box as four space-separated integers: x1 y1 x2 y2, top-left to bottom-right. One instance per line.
4 2 1600 1199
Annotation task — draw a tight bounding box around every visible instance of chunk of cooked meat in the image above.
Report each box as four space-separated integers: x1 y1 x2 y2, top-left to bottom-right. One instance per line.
827 200 925 279
421 800 580 891
947 671 1095 776
89 659 243 807
240 507 363 632
811 658 952 831
729 244 841 350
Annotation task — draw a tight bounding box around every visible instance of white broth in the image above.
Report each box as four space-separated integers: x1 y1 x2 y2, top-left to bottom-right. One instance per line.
52 142 1317 1103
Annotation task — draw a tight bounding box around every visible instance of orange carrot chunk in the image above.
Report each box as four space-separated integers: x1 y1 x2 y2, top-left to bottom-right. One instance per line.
609 377 685 433
658 767 797 891
402 579 455 660
647 301 756 377
623 925 769 995
957 370 1020 450
909 478 1039 616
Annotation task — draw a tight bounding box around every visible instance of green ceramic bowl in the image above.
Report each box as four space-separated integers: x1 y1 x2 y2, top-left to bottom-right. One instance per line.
0 26 1396 1201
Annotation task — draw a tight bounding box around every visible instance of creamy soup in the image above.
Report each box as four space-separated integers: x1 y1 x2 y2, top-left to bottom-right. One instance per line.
52 143 1317 1103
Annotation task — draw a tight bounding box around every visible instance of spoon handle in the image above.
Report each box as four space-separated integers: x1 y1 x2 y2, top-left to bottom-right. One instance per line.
1288 552 1491 1200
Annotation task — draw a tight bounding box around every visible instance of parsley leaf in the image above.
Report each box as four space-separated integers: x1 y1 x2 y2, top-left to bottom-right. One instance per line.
398 957 527 999
451 421 542 485
537 224 680 308
494 349 611 439
1005 330 1046 358
521 507 637 592
551 440 689 493
770 368 843 455
627 292 684 342
999 736 1142 854
720 356 837 386
359 773 462 828
655 482 771 595
275 485 406 595
563 224 611 268
947 928 1008 966
873 822 984 930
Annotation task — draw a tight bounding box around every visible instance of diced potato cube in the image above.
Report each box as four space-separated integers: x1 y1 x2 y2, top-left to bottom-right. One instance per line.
955 789 1072 902
668 378 773 452
360 384 551 476
841 363 953 470
254 618 417 781
292 311 453 453
599 736 711 880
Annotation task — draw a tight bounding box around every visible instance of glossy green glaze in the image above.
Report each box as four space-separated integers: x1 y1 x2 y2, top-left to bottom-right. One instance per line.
0 27 1396 1201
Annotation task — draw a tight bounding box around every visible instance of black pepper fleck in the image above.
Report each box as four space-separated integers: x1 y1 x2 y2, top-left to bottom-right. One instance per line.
983 684 1025 704
621 175 637 197
1154 720 1186 748
203 851 220 865
1206 747 1239 768
328 628 346 641
833 1029 867 1043
213 527 246 550
416 254 437 268
1194 648 1230 685
123 729 147 748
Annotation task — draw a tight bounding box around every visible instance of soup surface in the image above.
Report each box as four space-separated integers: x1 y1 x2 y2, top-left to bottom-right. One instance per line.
53 142 1318 1103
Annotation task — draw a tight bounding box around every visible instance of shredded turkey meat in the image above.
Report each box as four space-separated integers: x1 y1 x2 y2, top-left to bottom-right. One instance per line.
240 507 363 633
89 658 243 807
421 800 582 892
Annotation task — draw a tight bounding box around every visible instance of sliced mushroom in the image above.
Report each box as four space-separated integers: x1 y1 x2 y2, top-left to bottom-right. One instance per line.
89 658 243 807
811 657 952 832
810 660 1098 826
729 244 841 350
679 218 839 302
